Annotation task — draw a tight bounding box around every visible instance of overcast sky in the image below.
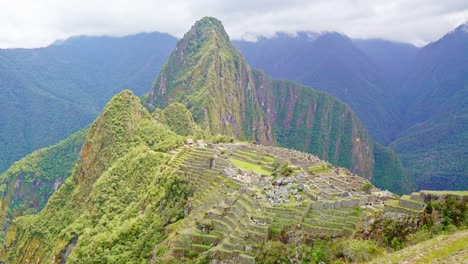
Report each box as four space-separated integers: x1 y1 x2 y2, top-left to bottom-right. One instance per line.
1 0 467 48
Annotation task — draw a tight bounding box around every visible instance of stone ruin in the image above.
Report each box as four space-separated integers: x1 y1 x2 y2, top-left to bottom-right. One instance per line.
165 142 393 263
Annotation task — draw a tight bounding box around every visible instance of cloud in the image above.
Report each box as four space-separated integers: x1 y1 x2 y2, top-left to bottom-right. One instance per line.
0 0 467 48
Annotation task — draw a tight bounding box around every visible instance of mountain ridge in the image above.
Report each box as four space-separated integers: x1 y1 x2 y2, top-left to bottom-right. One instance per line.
0 32 177 173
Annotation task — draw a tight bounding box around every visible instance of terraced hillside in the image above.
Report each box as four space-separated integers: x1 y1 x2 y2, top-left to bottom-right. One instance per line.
153 143 390 262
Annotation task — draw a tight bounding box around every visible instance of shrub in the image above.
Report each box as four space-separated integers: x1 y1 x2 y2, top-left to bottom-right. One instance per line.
361 183 373 194
330 239 384 263
406 227 433 245
278 162 294 177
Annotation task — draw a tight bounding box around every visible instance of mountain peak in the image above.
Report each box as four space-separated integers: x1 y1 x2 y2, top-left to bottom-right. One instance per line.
193 17 226 33
185 16 230 43
455 22 468 33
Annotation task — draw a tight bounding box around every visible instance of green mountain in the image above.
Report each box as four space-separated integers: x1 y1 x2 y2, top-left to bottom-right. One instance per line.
146 17 409 193
0 129 86 242
234 33 409 145
0 90 183 262
0 88 385 263
234 24 467 192
1 91 464 264
0 33 177 173
389 24 468 191
1 17 466 264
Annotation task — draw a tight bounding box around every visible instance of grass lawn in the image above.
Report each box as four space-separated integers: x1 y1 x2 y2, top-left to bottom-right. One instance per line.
229 158 272 175
422 190 468 196
369 229 468 263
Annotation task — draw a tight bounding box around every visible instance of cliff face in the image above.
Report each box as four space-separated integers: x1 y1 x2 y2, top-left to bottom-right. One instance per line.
146 17 402 184
252 71 374 178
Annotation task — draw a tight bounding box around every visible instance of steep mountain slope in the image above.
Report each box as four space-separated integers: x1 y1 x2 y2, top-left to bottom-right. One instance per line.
148 17 409 193
353 38 419 89
0 129 86 242
0 32 177 173
234 33 401 144
397 24 468 126
234 25 467 191
146 18 273 145
0 90 187 263
390 23 468 190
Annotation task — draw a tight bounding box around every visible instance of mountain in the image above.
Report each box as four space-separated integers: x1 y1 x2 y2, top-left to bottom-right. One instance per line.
146 18 409 193
0 129 86 242
0 32 177 173
234 33 402 144
0 91 398 263
0 18 465 264
234 25 467 191
0 90 187 262
0 89 389 263
389 23 468 190
353 38 419 89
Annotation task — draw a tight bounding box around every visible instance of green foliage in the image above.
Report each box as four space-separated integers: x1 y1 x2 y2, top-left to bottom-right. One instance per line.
157 103 204 137
256 240 325 264
0 128 87 243
390 113 468 191
277 162 294 177
65 147 191 263
406 227 433 245
329 239 384 262
363 195 467 252
361 183 373 194
206 135 235 144
373 143 413 194
0 91 188 263
423 195 468 229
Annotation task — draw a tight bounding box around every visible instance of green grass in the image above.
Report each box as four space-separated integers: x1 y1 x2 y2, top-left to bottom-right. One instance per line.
400 195 425 204
229 158 272 175
422 190 468 196
308 163 332 174
235 149 275 162
369 229 468 263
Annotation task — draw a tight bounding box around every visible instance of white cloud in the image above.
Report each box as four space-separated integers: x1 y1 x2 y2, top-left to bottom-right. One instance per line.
0 0 467 48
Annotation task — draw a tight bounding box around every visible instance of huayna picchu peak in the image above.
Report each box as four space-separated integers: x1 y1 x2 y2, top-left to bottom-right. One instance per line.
145 17 410 194
0 17 466 264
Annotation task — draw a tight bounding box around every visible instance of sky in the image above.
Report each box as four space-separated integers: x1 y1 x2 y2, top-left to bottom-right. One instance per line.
1 0 467 48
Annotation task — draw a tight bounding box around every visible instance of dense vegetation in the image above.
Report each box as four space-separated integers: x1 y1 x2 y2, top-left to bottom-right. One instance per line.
154 102 204 137
234 33 407 145
0 32 177 173
0 129 86 243
146 17 272 144
0 90 187 263
389 25 468 191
